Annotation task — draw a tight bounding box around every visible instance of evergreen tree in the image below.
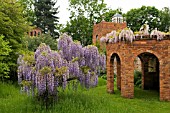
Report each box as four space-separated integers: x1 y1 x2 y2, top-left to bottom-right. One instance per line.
34 0 60 38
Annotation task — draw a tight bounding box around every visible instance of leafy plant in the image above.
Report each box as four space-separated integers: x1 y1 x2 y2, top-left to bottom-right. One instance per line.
134 70 142 88
0 35 12 81
22 34 58 51
17 34 106 107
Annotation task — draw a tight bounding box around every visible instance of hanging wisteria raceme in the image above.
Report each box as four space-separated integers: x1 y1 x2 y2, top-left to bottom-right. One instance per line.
18 34 106 104
82 45 100 87
119 28 135 43
58 33 73 61
150 28 165 40
17 53 35 95
68 60 80 78
100 36 108 43
107 30 118 43
99 54 106 71
100 29 135 43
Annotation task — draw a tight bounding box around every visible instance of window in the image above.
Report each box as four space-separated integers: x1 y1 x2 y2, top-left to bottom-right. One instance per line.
38 32 40 36
30 32 33 36
34 31 36 36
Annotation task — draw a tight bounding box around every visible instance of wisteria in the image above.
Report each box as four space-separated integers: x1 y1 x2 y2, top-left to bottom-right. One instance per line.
17 33 106 105
119 28 135 43
150 28 165 40
100 25 167 44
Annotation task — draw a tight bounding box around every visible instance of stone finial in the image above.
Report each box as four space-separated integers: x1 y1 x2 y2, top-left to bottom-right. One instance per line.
93 21 96 25
102 16 105 22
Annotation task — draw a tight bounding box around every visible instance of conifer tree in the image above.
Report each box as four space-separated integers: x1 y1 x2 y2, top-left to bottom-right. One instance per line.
34 0 60 38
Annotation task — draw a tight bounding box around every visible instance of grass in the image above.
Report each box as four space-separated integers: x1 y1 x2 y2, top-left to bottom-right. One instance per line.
0 78 170 113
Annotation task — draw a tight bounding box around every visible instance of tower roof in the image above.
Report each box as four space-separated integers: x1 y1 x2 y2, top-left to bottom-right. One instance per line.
113 13 123 18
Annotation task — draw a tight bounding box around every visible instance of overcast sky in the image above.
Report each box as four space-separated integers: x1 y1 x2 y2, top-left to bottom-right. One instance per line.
57 0 170 25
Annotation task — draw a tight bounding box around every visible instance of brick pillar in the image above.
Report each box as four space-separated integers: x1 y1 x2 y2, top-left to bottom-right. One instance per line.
140 56 149 90
107 60 114 94
159 59 170 101
117 61 121 90
121 59 134 99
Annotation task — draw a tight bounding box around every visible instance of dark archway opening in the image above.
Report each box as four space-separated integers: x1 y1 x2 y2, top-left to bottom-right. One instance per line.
138 52 159 91
134 52 160 99
110 53 121 91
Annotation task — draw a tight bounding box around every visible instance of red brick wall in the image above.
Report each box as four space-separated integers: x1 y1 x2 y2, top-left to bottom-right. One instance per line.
106 38 170 101
93 21 127 44
28 28 42 36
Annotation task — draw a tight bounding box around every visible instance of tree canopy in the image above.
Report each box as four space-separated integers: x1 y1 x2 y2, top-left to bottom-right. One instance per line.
103 8 123 22
33 0 60 38
126 6 160 32
159 7 170 32
62 0 107 46
0 0 30 80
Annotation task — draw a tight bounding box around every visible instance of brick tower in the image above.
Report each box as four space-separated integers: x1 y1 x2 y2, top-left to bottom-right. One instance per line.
93 13 127 44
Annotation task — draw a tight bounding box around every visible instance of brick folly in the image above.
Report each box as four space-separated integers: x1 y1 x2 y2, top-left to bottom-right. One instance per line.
106 37 170 101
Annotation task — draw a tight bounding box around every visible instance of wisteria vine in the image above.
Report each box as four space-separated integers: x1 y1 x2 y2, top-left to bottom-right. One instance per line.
100 25 168 44
17 33 106 104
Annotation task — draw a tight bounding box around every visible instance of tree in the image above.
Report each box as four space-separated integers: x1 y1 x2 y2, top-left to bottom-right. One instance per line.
62 0 107 46
126 6 160 32
103 8 123 22
0 35 12 81
159 7 170 32
61 16 92 46
0 0 30 80
34 0 60 38
22 34 58 51
19 0 35 23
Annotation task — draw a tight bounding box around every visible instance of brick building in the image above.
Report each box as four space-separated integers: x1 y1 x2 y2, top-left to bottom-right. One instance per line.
106 36 170 101
92 13 127 44
92 14 170 101
28 27 42 37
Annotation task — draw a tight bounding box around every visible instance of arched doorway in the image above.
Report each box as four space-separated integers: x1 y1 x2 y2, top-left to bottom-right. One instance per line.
134 52 160 98
107 53 121 93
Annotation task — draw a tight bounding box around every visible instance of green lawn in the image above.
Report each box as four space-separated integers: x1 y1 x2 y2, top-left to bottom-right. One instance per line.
0 78 170 113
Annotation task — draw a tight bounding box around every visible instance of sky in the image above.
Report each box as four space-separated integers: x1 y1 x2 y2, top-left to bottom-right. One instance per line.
57 0 170 25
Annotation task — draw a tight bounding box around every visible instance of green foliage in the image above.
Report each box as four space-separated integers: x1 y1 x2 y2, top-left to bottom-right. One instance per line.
134 70 142 88
62 0 107 46
0 35 12 81
1 81 170 113
159 7 170 32
100 73 116 81
103 8 123 22
34 0 60 38
40 66 52 75
126 6 160 32
18 0 35 23
55 66 68 77
62 16 92 46
0 0 30 80
22 34 58 51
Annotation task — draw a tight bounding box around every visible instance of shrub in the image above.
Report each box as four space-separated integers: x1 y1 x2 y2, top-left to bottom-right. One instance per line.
22 34 58 52
134 70 142 88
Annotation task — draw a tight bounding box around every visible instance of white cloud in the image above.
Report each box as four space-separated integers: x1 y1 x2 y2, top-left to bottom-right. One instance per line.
58 0 170 25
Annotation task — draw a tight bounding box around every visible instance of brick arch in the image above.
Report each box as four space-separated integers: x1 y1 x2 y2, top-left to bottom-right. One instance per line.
133 50 161 65
133 52 160 92
107 52 121 93
106 39 170 101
